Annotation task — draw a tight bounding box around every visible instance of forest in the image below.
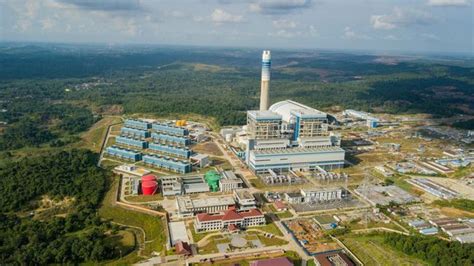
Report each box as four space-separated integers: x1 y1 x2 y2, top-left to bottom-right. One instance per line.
0 149 121 264
383 233 474 266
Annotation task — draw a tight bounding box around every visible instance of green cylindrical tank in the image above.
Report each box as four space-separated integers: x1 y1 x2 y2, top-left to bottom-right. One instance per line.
204 170 221 192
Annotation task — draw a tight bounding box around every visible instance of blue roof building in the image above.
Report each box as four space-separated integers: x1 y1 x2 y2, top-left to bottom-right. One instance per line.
121 127 150 139
115 136 149 149
149 143 191 158
152 122 189 136
106 146 142 161
124 119 151 130
143 154 191 173
151 132 190 146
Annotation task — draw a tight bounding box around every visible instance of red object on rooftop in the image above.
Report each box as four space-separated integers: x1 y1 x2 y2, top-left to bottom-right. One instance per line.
142 180 158 195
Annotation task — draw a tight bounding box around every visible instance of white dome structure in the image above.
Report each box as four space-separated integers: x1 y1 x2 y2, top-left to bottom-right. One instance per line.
269 100 326 123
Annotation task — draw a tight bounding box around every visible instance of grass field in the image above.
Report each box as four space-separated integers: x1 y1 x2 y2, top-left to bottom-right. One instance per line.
257 218 284 237
275 211 294 219
99 176 167 262
340 234 428 266
78 116 122 152
124 194 164 202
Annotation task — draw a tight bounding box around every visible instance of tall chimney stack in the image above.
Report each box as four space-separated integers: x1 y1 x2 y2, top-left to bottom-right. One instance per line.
259 50 271 111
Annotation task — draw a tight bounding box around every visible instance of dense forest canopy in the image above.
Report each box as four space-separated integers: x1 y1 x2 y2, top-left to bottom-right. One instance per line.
0 149 120 264
383 233 474 266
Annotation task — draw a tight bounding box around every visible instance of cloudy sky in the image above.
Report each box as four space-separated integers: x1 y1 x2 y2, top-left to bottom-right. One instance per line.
0 0 472 54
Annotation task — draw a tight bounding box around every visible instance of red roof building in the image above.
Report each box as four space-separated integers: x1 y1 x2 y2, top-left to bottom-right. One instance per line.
274 200 287 211
194 209 265 232
314 251 355 266
249 257 293 266
175 241 192 256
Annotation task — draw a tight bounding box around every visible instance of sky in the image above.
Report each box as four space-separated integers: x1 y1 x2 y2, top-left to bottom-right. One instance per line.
0 0 472 54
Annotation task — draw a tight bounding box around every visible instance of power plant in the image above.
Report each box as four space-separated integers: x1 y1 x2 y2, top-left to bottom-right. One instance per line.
239 51 346 174
259 50 271 111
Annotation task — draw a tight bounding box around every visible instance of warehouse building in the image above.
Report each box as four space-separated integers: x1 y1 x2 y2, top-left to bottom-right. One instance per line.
124 119 151 130
121 127 150 139
176 195 236 217
115 136 149 149
152 122 189 136
194 208 265 232
151 132 190 146
106 146 142 161
149 143 191 158
143 154 191 173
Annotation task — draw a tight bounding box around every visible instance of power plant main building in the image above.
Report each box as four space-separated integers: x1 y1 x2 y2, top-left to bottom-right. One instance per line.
242 50 345 174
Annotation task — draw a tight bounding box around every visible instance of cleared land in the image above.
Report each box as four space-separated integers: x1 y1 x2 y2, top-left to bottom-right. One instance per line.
78 116 122 152
340 234 428 266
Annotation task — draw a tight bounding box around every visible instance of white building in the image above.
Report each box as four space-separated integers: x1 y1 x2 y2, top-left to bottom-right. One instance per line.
176 195 235 217
194 208 265 232
285 187 345 204
219 171 244 192
233 190 257 210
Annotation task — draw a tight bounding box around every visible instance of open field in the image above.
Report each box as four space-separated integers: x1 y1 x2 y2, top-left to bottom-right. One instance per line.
192 142 223 156
77 116 122 152
124 194 164 202
340 234 428 266
99 176 167 260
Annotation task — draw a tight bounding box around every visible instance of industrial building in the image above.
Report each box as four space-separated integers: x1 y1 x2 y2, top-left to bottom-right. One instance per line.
245 100 345 174
151 132 190 146
168 221 190 246
142 154 191 173
354 184 419 206
124 119 151 130
149 143 191 158
194 208 265 232
233 190 257 210
219 171 244 192
160 175 210 196
152 122 189 136
343 109 379 128
407 178 458 199
105 146 142 161
176 195 235 217
285 188 346 204
115 136 149 149
121 127 150 139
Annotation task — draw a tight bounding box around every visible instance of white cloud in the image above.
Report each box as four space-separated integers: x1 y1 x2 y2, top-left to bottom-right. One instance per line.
371 7 433 30
421 33 440 40
427 0 471 6
342 26 371 40
371 15 396 30
384 34 400 40
272 19 297 29
269 29 302 38
250 0 312 14
211 9 243 23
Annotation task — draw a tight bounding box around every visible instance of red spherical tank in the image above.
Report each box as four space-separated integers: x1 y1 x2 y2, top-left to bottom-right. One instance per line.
141 181 158 195
141 174 156 183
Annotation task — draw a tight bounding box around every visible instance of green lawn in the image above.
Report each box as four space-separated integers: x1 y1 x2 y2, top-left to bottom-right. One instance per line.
190 222 216 242
340 234 429 266
257 218 284 237
275 211 294 219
